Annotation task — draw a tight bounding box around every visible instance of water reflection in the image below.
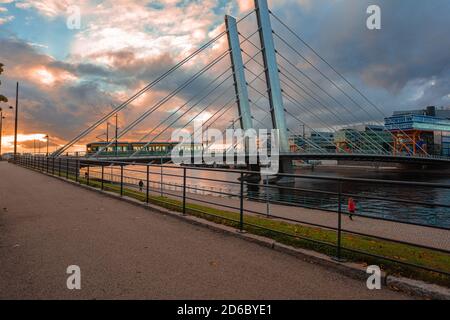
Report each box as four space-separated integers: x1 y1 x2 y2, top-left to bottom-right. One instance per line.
83 165 450 228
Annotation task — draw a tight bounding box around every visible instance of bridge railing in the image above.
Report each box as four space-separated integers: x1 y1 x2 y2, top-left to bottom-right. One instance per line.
13 154 450 286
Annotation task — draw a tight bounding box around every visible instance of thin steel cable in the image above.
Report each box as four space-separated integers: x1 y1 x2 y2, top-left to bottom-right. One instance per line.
92 50 230 157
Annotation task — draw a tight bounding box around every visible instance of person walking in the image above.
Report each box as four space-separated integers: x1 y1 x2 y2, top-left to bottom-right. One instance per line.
348 197 356 220
138 180 144 192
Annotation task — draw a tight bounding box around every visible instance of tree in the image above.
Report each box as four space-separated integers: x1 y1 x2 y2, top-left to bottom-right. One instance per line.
0 63 8 103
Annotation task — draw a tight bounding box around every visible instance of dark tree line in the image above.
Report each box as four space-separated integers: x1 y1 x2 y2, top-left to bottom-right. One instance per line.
0 63 8 103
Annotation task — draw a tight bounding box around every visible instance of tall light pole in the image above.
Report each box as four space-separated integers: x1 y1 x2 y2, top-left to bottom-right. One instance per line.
115 113 118 156
13 82 18 159
106 122 110 143
0 108 5 159
45 134 49 156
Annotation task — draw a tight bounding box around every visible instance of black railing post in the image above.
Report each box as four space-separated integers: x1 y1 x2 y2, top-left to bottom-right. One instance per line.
87 165 90 186
58 158 61 176
182 167 187 216
239 172 244 232
66 158 69 179
120 165 124 196
160 163 163 197
101 165 104 190
75 160 79 183
52 158 55 175
146 165 150 204
337 181 343 261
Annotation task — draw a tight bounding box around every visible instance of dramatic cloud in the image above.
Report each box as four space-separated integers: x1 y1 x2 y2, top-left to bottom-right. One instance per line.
0 0 449 153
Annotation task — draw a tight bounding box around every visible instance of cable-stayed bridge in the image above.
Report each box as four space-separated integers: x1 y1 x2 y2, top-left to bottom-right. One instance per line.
52 0 450 171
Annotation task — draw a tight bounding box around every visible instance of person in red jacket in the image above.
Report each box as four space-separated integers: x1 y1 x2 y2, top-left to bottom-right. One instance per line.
348 197 356 220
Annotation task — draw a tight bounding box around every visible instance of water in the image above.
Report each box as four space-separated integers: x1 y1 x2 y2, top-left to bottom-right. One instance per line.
84 165 450 228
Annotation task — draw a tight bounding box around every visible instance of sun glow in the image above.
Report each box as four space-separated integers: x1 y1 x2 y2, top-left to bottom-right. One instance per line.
34 68 56 85
2 134 47 147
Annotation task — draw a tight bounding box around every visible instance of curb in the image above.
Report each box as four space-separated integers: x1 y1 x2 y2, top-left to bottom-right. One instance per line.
22 166 450 300
386 276 450 300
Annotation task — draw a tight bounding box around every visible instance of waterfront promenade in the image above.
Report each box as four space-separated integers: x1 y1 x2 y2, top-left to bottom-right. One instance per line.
0 162 407 299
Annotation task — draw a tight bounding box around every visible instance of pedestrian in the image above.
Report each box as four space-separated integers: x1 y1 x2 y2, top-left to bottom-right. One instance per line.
348 197 356 220
138 180 144 192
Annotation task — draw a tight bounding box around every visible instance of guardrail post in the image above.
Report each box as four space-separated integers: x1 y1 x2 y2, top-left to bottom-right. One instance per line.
52 158 55 175
336 181 343 261
101 164 104 190
46 157 49 173
120 165 124 196
58 158 61 176
75 160 79 183
265 176 270 218
66 158 69 179
182 167 187 216
87 165 90 186
239 172 244 232
146 165 150 204
160 162 163 197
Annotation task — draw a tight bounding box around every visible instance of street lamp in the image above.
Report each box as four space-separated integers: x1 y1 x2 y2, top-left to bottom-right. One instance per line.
0 107 5 159
8 82 19 160
45 134 49 156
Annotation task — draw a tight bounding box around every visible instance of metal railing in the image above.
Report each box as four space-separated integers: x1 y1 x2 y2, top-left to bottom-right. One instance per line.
12 154 450 280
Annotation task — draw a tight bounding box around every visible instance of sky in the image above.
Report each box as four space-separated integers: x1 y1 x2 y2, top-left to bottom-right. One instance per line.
0 0 450 153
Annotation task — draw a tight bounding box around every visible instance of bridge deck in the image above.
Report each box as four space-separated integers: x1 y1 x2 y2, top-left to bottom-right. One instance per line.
0 162 407 299
76 152 450 167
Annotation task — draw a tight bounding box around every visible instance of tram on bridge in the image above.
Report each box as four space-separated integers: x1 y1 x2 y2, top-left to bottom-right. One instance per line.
86 141 203 157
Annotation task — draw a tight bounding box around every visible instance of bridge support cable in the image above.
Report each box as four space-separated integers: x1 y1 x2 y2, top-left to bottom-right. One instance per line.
131 87 237 158
54 10 257 157
54 32 230 157
247 76 350 154
129 48 268 158
91 50 231 158
239 44 385 155
243 66 352 154
193 70 271 157
269 11 426 156
283 95 367 154
255 0 293 175
275 51 395 154
269 10 426 148
129 70 234 154
279 76 388 154
241 63 371 154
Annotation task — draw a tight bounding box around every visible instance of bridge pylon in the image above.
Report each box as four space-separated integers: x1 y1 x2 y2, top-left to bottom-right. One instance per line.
254 0 294 178
225 15 262 177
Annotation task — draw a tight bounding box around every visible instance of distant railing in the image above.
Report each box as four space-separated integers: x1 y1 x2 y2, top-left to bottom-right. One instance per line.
12 154 450 283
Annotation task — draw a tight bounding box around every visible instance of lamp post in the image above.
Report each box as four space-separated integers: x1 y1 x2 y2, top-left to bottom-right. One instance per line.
45 134 49 156
0 108 5 159
13 82 18 159
115 113 118 156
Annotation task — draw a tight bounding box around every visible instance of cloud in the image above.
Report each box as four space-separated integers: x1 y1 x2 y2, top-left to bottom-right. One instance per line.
1 0 450 152
0 15 13 24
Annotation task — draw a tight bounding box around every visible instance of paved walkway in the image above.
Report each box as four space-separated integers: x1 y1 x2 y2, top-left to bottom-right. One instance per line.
0 162 409 299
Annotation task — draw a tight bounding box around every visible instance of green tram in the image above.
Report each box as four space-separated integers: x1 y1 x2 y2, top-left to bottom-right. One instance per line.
86 141 203 157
